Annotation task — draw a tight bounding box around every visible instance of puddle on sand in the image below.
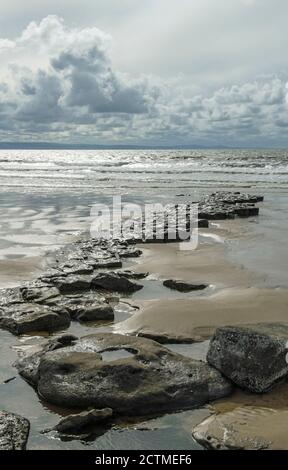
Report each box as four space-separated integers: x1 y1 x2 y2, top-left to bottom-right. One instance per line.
130 278 214 301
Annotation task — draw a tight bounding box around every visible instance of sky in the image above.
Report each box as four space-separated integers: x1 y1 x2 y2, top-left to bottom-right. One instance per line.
0 0 287 147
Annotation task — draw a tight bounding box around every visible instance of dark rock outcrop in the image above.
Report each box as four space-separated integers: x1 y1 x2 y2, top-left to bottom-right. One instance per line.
117 270 149 280
163 280 208 292
53 275 92 294
0 411 30 450
0 302 70 335
72 304 114 322
41 291 115 322
16 333 232 415
207 323 288 393
16 334 78 386
55 408 113 435
91 273 143 293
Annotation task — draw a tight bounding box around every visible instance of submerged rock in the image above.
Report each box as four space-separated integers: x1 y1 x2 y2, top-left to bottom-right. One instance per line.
192 406 288 450
0 411 30 450
17 333 232 415
55 408 113 435
91 273 143 293
207 323 288 393
0 302 70 335
163 280 208 292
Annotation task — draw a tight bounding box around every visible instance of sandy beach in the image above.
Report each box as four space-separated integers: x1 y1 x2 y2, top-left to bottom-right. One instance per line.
116 228 288 342
0 151 287 450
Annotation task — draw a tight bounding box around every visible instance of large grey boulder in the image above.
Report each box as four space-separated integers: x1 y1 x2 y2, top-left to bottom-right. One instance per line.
0 411 30 450
0 302 70 335
207 323 288 393
17 333 232 415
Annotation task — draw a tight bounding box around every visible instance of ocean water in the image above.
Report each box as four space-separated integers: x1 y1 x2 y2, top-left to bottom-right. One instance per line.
0 148 287 449
0 149 287 194
0 148 287 284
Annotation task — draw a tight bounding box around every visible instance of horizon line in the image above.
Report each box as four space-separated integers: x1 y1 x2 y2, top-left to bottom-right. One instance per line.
0 142 287 150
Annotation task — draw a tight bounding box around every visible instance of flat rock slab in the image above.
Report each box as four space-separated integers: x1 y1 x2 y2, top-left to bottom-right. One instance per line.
41 291 114 322
117 270 149 280
163 280 208 292
0 302 70 335
0 411 30 450
207 323 288 393
192 406 288 450
92 273 143 293
17 333 232 415
73 304 114 322
55 408 113 434
53 275 92 294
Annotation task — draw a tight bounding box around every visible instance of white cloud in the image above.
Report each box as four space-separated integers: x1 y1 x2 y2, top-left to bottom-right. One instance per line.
0 15 287 146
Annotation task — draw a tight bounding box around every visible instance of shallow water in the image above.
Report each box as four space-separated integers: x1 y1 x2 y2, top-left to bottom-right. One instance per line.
0 148 287 449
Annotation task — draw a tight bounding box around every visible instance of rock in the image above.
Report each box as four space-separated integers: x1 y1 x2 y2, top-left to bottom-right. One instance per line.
91 259 122 269
118 248 142 258
91 273 143 293
0 287 25 306
38 268 65 282
163 280 208 292
198 219 209 228
234 205 259 217
73 304 114 322
207 323 288 393
2 377 16 385
17 333 232 414
0 411 30 450
192 406 288 450
55 408 113 434
117 270 149 280
16 334 78 386
53 275 92 294
0 302 71 335
42 291 114 322
20 286 60 304
60 261 94 275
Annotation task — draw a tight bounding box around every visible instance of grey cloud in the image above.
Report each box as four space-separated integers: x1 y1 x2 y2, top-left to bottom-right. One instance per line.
0 15 287 146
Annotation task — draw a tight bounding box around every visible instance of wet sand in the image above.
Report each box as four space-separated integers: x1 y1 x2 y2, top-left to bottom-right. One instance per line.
117 241 288 342
192 383 288 450
0 257 46 288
